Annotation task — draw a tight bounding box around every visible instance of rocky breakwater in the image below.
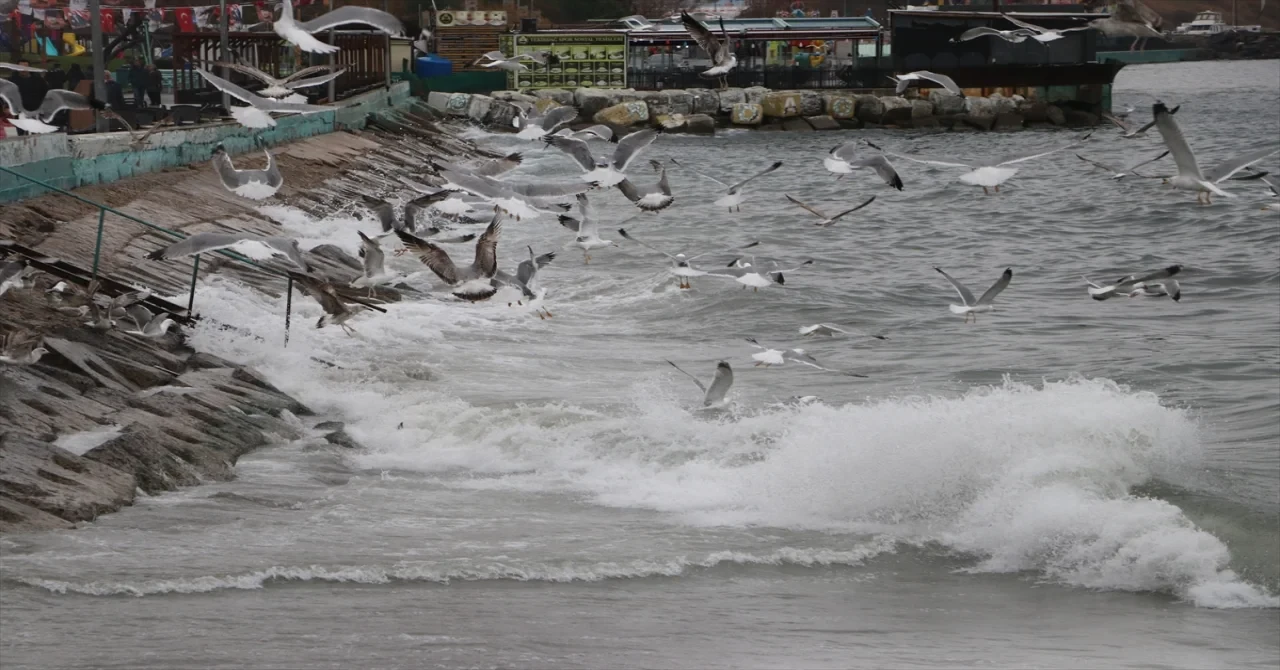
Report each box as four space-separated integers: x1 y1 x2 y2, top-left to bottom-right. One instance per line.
429 86 1105 136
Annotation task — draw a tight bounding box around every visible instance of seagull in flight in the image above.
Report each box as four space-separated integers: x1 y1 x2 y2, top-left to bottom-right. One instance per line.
952 26 1037 44
196 67 330 128
557 194 616 264
395 211 504 302
1150 101 1280 204
784 194 876 227
499 246 556 318
876 135 1089 194
290 272 368 335
707 258 813 292
272 0 404 54
744 338 866 376
889 70 963 97
1075 150 1169 180
213 61 344 98
825 142 904 190
211 144 283 200
545 128 658 187
146 232 313 271
666 360 734 407
680 11 736 89
799 324 888 340
617 229 756 289
673 158 783 212
935 267 1013 322
616 160 674 212
1084 265 1182 302
512 105 578 140
999 14 1093 43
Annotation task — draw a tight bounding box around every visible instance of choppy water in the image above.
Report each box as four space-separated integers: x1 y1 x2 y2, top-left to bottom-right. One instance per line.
3 60 1279 669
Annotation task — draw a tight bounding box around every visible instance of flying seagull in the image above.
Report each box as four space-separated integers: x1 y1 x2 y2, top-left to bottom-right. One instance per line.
951 26 1037 44
876 135 1089 194
272 0 404 54
1088 1 1164 51
196 67 330 129
545 128 659 187
213 61 345 98
707 258 813 292
557 194 616 264
784 194 877 227
146 232 313 271
616 228 754 290
1151 101 1280 204
1101 105 1174 138
290 272 368 334
551 125 615 142
744 338 864 375
0 62 47 73
799 324 888 340
1000 14 1092 43
395 211 504 301
0 79 103 133
673 158 783 212
1075 150 1169 180
1084 265 1182 301
935 267 1013 322
211 144 283 199
616 160 674 212
501 246 556 318
119 306 177 338
666 360 734 407
469 50 557 72
680 11 736 88
824 142 904 190
439 169 583 220
889 70 963 97
512 105 578 140
350 231 398 296
434 152 523 178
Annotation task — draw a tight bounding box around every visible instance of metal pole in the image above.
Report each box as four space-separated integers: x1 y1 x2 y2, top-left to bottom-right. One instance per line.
383 0 392 89
91 209 106 279
284 277 293 346
187 254 201 312
220 0 230 112
90 0 107 132
328 0 338 102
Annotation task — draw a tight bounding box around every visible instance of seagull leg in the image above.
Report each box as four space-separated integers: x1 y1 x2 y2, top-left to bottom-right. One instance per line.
583 252 591 264
982 186 990 195
994 185 1000 193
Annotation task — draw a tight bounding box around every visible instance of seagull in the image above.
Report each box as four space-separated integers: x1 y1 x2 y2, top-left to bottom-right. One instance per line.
290 272 368 335
1084 265 1182 301
0 80 103 133
889 70 963 97
439 169 584 220
799 324 888 340
119 307 177 338
952 26 1037 44
545 128 658 187
784 194 876 227
1075 150 1169 180
824 142 904 190
272 0 403 54
350 231 398 297
0 260 39 297
394 211 503 301
211 144 283 199
680 11 736 89
1113 104 1136 119
501 246 556 318
196 67 330 129
512 105 578 140
0 329 46 366
616 160 674 212
1151 102 1280 204
1088 1 1164 51
412 28 431 54
666 360 734 407
744 338 862 375
935 267 1012 323
469 50 555 72
213 61 345 98
0 62 46 73
1101 107 1170 138
878 135 1089 194
1129 279 1181 300
673 158 782 212
1000 14 1093 43
557 194 616 263
551 125 615 142
434 152 523 178
360 195 410 234
707 258 813 292
617 228 745 289
146 232 313 271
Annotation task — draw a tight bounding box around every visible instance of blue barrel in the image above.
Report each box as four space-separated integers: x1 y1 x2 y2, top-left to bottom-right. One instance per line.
415 55 452 78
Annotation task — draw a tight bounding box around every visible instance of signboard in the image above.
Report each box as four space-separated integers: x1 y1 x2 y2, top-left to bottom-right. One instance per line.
436 10 506 27
498 33 627 90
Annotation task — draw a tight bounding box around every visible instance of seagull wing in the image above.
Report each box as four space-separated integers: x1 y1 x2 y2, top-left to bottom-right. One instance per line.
680 11 726 65
670 157 729 188
703 362 733 406
883 150 973 169
934 267 977 306
1001 13 1053 34
1126 150 1170 173
1076 153 1118 173
727 160 783 193
357 230 385 278
576 124 614 141
545 135 598 172
36 90 99 120
784 193 828 220
473 212 503 276
850 155 905 190
537 105 579 132
910 70 962 96
617 228 677 261
830 142 859 162
1101 111 1135 132
612 128 658 171
300 6 404 35
993 137 1088 167
0 79 28 114
196 68 328 112
1152 102 1202 179
1132 264 1182 284
471 152 524 178
666 360 708 394
146 232 261 260
826 195 877 223
213 61 278 85
395 230 459 283
284 69 346 90
975 268 1013 306
1203 144 1280 184
281 64 341 83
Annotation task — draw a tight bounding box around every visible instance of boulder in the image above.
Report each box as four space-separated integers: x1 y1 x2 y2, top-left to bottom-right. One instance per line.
882 105 914 127
534 88 575 106
493 90 538 106
798 90 824 117
654 113 687 131
758 120 785 131
594 101 650 126
1020 101 1051 123
574 88 617 118
824 95 856 119
762 91 803 118
717 87 746 113
805 115 840 130
959 114 995 131
994 112 1025 131
910 99 934 119
1047 105 1067 126
988 92 1018 115
965 96 995 117
533 98 561 114
666 89 694 115
744 86 769 104
1064 109 1099 127
684 113 716 135
930 89 968 115
855 94 885 123
427 91 471 116
685 88 719 115
911 117 942 129
837 118 864 130
782 118 813 132
731 102 763 125
637 90 670 117
466 94 492 124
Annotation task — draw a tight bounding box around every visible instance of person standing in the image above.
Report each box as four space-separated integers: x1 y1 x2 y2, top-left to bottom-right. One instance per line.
44 63 66 90
128 57 148 108
145 63 162 106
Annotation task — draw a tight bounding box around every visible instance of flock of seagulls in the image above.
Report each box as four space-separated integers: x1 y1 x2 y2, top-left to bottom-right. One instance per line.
0 62 103 134
954 2 1163 52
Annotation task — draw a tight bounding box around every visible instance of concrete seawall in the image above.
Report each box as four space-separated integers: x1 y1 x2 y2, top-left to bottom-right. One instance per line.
0 83 413 203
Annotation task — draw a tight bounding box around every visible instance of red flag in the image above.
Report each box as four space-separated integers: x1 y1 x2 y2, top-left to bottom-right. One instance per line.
101 8 115 32
174 6 194 32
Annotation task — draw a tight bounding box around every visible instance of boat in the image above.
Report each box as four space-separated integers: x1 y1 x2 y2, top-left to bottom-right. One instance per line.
1174 10 1261 36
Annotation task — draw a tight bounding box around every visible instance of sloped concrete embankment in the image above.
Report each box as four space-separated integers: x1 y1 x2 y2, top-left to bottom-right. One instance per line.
0 103 484 533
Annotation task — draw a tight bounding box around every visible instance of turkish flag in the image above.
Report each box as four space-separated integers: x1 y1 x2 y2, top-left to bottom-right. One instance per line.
174 7 194 32
101 9 115 32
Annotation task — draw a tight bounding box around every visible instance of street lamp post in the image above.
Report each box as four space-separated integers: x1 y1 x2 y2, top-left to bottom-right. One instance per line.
90 0 107 131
